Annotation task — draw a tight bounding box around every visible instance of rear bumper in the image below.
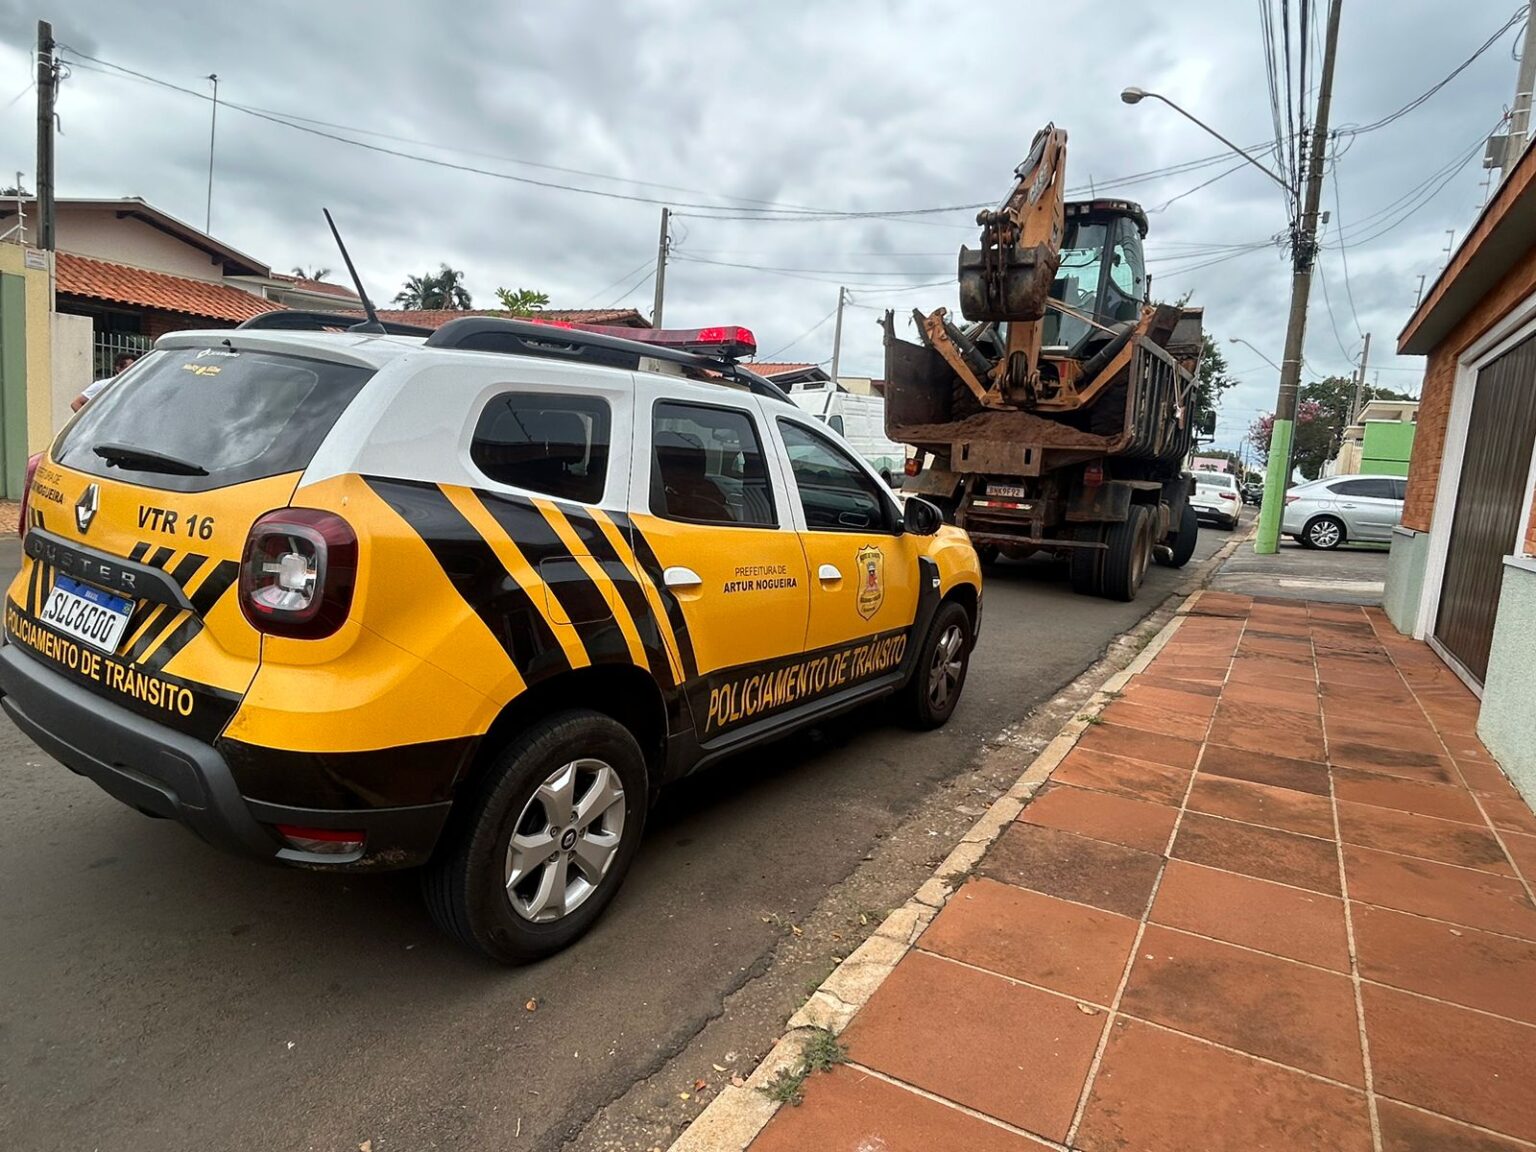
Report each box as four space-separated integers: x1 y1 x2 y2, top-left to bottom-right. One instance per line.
1191 503 1237 524
0 644 448 869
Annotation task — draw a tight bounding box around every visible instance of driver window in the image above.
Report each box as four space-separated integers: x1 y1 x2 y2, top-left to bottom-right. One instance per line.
1106 217 1144 319
777 419 892 533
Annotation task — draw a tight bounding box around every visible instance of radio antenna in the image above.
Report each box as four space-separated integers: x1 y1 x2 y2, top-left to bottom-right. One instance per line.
323 208 386 335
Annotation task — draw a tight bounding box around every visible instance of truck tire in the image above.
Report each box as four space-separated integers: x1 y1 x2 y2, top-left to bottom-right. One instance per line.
1100 505 1153 601
1157 501 1199 569
1069 523 1105 596
423 710 648 964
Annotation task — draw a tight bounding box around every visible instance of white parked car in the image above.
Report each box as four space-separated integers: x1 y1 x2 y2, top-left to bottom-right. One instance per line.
1189 471 1242 530
1282 474 1406 549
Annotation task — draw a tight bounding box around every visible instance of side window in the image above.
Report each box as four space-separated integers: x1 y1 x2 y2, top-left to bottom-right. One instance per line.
1330 478 1371 497
471 392 609 503
1334 478 1395 499
778 419 892 533
650 401 776 527
828 414 846 436
1392 478 1408 501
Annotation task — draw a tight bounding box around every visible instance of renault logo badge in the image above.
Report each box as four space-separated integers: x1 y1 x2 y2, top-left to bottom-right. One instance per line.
75 483 99 534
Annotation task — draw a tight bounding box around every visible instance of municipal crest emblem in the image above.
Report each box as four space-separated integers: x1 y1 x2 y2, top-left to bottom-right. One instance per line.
855 545 884 620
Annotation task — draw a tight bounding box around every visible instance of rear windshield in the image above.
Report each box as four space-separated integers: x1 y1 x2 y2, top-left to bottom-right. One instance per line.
53 347 374 493
1194 474 1234 489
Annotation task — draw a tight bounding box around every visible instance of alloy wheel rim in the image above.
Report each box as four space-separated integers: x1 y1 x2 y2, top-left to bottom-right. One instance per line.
928 623 966 710
1311 520 1341 548
504 758 626 923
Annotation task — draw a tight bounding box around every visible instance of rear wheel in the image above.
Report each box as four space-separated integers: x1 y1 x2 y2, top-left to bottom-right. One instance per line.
1304 515 1345 550
1157 501 1199 569
1100 505 1153 602
899 601 972 729
423 710 648 964
975 544 1000 566
1069 523 1105 596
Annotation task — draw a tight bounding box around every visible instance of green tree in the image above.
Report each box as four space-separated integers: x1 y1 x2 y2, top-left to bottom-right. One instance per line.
291 265 331 281
1247 400 1335 480
495 287 550 315
393 265 473 310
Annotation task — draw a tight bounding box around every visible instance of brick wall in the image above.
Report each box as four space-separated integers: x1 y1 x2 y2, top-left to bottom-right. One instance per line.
1400 250 1536 534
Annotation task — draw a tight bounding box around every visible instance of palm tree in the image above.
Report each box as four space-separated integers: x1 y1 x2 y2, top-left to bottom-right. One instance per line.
291 265 331 281
393 265 473 310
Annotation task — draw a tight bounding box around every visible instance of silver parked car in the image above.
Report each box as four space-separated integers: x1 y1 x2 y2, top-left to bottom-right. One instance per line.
1189 471 1242 530
1282 474 1406 549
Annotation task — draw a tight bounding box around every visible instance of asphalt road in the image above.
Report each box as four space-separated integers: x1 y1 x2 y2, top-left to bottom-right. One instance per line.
0 521 1232 1152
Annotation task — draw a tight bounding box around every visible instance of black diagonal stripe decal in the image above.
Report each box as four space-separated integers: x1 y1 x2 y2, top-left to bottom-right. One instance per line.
609 511 699 681
560 505 675 687
364 477 570 681
475 493 629 667
25 555 40 615
129 542 150 562
143 615 202 672
190 561 239 616
169 552 207 588
123 605 178 664
146 546 175 570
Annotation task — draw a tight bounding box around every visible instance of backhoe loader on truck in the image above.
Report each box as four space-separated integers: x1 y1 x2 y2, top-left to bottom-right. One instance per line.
884 124 1214 601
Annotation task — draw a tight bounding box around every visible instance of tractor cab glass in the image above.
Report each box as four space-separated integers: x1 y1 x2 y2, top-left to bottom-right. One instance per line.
1043 208 1148 352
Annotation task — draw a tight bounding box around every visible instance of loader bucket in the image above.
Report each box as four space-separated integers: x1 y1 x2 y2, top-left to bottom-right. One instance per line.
958 241 1059 322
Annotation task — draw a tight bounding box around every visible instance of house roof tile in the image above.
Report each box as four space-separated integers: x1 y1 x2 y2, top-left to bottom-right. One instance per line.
57 252 275 323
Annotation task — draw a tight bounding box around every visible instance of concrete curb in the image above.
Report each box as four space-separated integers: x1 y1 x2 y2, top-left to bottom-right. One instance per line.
666 535 1251 1151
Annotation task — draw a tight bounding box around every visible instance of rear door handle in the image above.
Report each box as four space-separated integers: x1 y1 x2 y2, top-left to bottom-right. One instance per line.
818 564 842 581
663 566 702 589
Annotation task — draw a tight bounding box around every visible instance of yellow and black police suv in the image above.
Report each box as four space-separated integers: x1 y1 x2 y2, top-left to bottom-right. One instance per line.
1 314 982 962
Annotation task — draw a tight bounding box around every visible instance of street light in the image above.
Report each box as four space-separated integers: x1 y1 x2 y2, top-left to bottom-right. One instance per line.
1120 87 1297 199
1228 337 1282 373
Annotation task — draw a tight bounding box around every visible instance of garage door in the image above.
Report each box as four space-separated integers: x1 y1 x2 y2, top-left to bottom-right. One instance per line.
1435 332 1536 685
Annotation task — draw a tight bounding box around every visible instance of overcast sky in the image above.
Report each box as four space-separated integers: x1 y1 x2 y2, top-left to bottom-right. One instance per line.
0 0 1522 453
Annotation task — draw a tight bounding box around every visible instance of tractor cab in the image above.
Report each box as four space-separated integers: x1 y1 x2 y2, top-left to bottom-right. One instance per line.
1041 199 1149 356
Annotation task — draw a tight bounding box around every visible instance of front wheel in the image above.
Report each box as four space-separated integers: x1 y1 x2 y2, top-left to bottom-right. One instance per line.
899 601 973 729
423 710 648 964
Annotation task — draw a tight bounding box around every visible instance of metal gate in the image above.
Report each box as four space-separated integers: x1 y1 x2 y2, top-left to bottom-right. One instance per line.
1435 332 1536 685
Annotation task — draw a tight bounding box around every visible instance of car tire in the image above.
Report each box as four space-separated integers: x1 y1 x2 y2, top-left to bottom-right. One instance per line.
1304 515 1345 550
899 600 973 730
1158 501 1199 569
1100 505 1153 602
423 710 648 964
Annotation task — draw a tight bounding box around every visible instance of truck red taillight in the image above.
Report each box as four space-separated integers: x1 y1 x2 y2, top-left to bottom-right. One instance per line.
17 453 41 538
239 509 357 639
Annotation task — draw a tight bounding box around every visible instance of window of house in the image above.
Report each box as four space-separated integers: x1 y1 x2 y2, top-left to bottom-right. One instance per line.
650 401 776 527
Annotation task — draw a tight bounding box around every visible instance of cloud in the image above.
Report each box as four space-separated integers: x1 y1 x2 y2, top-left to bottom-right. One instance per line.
0 0 1513 450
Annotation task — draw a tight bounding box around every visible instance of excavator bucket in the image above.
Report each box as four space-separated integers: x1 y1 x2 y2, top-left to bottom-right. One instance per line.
957 242 1060 322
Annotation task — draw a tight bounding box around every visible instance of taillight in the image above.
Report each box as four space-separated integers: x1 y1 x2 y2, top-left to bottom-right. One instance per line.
1083 462 1104 487
17 452 41 538
1285 495 1300 505
239 509 357 638
1220 491 1237 500
905 455 922 477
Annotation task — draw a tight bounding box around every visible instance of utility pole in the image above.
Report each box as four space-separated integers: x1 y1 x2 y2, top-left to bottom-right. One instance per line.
1348 332 1372 425
829 286 847 386
1254 0 1343 554
1504 4 1536 174
35 20 55 251
651 207 670 328
205 74 219 233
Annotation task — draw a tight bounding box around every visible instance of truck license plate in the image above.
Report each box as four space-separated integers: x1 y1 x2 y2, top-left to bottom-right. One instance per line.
988 484 1028 499
39 575 134 654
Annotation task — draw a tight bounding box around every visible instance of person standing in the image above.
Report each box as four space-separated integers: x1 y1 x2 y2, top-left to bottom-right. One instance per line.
71 350 141 412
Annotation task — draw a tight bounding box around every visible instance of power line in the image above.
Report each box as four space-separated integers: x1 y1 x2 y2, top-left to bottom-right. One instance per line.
1314 260 1359 362
579 257 654 307
607 266 656 309
1328 144 1365 339
759 303 842 360
1337 7 1525 137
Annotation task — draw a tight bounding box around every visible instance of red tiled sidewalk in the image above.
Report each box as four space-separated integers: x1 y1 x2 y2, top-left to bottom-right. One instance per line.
749 592 1536 1152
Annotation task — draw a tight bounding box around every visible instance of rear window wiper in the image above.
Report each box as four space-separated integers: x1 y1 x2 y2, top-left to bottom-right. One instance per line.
93 442 209 476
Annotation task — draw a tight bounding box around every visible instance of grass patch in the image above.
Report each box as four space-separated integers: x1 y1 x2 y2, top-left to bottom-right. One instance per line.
759 1028 847 1106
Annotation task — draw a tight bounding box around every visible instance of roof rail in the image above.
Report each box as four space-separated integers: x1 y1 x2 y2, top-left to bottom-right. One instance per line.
424 316 792 404
237 309 434 338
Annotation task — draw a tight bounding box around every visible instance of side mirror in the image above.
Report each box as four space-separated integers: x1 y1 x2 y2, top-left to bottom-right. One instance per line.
901 496 943 537
1195 408 1216 437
